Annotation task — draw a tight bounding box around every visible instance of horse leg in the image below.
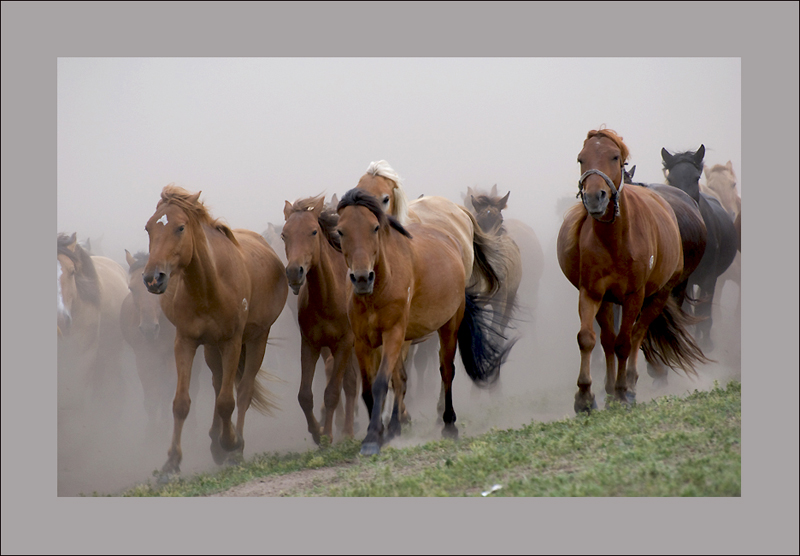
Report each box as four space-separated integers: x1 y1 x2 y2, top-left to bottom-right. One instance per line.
321 342 354 442
203 346 227 465
161 335 197 478
361 330 404 456
613 291 646 405
595 301 618 401
214 340 244 455
387 352 409 441
341 351 359 438
232 333 270 463
438 314 461 440
298 339 322 445
695 274 718 352
575 289 602 413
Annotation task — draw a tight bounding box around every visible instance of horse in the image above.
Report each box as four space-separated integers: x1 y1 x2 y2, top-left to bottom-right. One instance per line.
336 188 515 455
356 160 515 416
557 129 709 412
622 168 710 387
662 145 739 351
120 250 202 438
142 185 288 478
57 233 129 410
465 184 545 331
281 195 359 444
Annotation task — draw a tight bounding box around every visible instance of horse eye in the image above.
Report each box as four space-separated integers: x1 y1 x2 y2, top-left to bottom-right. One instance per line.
177 225 185 233
382 195 390 204
373 225 380 233
337 229 344 237
311 230 318 236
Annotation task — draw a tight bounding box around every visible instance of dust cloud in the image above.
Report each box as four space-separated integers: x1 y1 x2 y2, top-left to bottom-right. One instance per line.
57 58 741 496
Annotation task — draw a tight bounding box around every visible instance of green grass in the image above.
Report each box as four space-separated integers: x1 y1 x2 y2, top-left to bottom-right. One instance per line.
118 380 740 497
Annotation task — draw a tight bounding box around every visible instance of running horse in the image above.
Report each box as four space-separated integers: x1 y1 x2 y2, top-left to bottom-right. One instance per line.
282 195 358 444
557 129 709 411
336 189 514 455
142 185 288 478
57 233 129 409
662 145 738 351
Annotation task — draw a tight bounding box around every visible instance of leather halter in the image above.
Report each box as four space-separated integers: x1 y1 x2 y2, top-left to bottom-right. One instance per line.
578 166 625 222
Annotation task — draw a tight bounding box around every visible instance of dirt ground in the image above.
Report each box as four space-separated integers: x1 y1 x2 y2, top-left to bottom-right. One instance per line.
57 235 742 497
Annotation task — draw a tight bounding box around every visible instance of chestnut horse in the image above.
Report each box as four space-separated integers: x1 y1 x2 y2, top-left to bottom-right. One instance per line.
282 195 359 444
120 250 201 438
143 185 288 478
336 189 514 455
662 146 738 351
557 129 708 412
57 233 129 409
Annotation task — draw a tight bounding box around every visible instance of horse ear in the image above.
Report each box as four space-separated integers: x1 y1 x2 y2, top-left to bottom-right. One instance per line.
283 201 294 221
490 184 498 197
499 191 510 210
726 160 733 171
189 191 202 205
693 145 705 166
67 233 78 253
311 196 325 216
125 249 136 268
661 147 673 165
268 222 276 233
630 165 636 179
330 193 339 208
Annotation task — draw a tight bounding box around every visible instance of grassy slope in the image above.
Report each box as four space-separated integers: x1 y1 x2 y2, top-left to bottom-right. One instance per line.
120 380 741 497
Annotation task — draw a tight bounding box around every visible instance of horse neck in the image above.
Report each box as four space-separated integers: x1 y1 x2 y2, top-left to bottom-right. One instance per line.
307 238 347 306
180 224 223 304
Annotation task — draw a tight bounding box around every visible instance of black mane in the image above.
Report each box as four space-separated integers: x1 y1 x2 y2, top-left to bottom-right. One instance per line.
337 188 413 239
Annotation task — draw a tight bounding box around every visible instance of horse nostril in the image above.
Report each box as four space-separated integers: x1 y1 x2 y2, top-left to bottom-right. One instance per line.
368 271 375 283
599 190 607 199
350 273 357 284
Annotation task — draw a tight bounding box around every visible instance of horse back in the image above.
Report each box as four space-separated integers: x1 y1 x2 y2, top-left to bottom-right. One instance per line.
233 229 289 331
699 194 738 276
408 196 474 277
91 256 129 336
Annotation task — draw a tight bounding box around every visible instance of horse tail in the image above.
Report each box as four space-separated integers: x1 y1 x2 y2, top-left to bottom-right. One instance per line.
460 207 508 299
641 296 712 376
236 345 281 416
457 293 517 386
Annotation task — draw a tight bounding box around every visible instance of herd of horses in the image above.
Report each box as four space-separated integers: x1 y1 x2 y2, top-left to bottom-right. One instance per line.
57 128 741 480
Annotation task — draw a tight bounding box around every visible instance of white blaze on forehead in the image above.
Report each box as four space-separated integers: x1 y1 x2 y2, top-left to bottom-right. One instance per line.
156 214 168 226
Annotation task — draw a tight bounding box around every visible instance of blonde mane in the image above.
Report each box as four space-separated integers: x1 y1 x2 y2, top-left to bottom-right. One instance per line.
366 160 410 225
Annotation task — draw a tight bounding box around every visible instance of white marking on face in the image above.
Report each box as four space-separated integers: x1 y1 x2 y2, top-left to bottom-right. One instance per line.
156 214 168 226
57 260 65 313
649 255 654 269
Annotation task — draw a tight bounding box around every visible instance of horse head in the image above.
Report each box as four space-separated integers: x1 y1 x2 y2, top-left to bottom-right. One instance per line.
577 129 629 222
282 195 327 295
662 145 705 203
125 249 162 340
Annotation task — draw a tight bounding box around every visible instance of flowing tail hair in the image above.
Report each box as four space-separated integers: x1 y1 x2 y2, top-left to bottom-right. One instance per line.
457 293 517 386
460 207 514 301
641 296 712 376
236 345 281 416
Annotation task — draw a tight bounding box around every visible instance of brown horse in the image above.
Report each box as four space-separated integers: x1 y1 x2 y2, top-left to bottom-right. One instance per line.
336 189 514 455
282 195 359 444
142 185 288 478
557 129 709 412
120 250 202 438
57 233 129 410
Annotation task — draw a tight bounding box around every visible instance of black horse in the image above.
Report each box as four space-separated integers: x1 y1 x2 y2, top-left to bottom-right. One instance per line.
661 145 738 351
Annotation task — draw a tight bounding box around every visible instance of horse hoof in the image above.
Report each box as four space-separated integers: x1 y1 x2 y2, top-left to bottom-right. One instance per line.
157 468 179 484
360 442 381 456
574 396 597 414
442 424 459 440
625 391 637 404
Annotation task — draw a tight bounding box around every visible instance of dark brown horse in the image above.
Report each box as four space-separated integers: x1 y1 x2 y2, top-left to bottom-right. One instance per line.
662 145 739 351
282 195 359 445
120 250 202 438
143 185 288 478
557 129 708 412
336 188 514 455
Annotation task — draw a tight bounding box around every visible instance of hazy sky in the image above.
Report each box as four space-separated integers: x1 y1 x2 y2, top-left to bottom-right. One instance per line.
57 57 740 260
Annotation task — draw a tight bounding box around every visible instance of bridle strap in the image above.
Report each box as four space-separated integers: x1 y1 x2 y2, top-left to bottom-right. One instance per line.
578 167 625 220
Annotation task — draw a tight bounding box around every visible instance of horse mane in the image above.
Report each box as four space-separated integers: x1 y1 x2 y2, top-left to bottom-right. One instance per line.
286 194 342 251
57 233 101 306
585 128 630 164
338 188 413 239
365 160 410 225
158 184 240 246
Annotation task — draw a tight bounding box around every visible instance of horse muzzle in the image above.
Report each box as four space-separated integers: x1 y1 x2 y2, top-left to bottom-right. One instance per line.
349 269 375 295
143 271 169 295
139 321 161 341
286 266 305 296
582 190 610 219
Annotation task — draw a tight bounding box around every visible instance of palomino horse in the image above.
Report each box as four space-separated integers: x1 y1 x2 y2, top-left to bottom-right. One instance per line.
143 185 288 477
662 146 738 351
120 250 201 438
336 189 514 455
282 195 359 444
557 129 709 412
57 233 129 409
